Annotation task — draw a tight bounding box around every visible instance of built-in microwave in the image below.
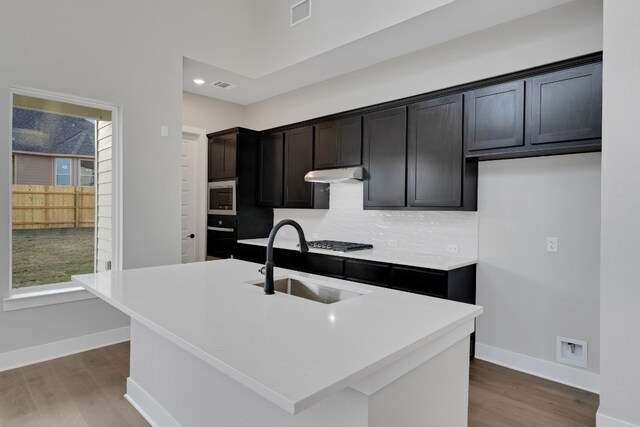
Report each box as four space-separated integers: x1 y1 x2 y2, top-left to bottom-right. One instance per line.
208 180 236 215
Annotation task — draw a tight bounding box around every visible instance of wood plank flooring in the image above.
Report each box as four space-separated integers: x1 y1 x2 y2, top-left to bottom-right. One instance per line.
0 343 598 426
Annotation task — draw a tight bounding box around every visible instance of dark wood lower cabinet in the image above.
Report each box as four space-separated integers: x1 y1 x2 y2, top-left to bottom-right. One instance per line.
235 243 475 304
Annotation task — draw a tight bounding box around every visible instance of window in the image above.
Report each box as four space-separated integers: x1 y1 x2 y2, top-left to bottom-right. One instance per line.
10 92 115 291
80 160 95 186
55 158 72 186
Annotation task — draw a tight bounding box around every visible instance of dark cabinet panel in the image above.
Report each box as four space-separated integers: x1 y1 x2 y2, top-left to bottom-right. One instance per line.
465 81 525 152
407 94 463 208
391 267 448 299
284 127 314 208
291 252 344 278
314 122 338 170
208 135 237 180
258 132 284 207
337 116 362 167
528 62 602 145
314 116 362 169
344 259 391 287
363 107 407 208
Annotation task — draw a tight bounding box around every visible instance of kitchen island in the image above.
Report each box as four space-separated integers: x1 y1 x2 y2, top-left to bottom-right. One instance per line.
73 258 482 427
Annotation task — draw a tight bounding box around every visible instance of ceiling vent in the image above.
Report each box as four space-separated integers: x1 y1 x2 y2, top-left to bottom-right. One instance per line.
210 80 236 90
290 0 311 27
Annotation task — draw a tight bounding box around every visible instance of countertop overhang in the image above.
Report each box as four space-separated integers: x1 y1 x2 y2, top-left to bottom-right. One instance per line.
73 259 482 414
237 238 477 271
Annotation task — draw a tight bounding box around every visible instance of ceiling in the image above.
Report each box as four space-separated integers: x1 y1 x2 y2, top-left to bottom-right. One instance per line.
183 0 575 105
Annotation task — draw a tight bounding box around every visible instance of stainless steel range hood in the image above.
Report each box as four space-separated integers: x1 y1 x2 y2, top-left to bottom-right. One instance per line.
304 166 363 183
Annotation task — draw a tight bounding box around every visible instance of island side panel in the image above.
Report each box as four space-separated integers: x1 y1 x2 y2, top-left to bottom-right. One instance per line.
368 337 470 427
127 320 370 426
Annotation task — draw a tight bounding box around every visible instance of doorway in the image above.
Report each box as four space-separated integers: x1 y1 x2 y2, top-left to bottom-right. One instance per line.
181 127 207 263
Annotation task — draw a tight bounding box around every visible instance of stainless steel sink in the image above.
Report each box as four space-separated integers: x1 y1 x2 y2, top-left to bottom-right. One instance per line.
250 277 363 304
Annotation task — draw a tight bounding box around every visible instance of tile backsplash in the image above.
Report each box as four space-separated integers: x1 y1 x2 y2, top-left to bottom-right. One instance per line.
273 183 478 259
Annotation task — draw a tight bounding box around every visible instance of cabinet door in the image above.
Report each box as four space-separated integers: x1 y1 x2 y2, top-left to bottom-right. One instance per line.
391 267 448 299
363 107 407 208
284 126 314 208
314 121 338 170
258 132 284 207
337 116 362 167
223 136 237 177
528 62 602 145
465 81 524 152
408 94 463 208
209 135 237 179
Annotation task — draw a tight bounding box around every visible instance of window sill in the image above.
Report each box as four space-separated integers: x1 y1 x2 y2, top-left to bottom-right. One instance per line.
3 283 96 312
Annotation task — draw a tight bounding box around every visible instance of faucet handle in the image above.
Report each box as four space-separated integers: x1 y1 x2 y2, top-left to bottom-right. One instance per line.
259 266 266 275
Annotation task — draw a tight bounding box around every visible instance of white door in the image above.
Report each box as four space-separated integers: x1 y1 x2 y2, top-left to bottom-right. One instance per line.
181 139 199 263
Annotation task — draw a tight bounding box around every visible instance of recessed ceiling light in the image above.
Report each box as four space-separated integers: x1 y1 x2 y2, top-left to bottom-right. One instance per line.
193 78 205 85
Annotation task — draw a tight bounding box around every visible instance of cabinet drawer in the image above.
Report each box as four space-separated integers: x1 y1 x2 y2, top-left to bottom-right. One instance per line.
391 267 447 298
292 252 344 278
344 259 391 287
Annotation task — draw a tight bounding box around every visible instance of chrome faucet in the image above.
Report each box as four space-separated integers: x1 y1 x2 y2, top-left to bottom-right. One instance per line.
261 219 309 295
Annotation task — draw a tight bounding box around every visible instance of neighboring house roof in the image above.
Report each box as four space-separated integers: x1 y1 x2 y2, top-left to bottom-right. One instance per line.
12 108 95 157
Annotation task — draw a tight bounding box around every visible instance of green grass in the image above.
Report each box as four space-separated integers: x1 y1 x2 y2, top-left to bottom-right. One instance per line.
12 228 95 289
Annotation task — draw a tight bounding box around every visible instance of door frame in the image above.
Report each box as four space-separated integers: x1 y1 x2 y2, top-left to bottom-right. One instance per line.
182 126 207 262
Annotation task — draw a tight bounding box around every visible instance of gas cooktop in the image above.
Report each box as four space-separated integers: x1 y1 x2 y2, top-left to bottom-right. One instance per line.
306 240 374 252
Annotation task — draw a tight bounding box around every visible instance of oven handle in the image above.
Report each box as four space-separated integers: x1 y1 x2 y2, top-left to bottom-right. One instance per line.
208 226 235 233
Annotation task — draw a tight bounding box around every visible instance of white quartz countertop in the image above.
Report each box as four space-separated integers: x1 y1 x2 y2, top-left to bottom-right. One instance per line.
237 238 477 271
73 259 482 414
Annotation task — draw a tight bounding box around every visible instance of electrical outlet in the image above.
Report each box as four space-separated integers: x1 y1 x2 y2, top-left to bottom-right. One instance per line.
546 237 558 253
388 239 398 247
447 244 459 254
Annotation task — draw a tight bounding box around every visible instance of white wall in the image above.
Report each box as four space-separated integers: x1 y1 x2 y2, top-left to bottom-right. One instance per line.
182 91 245 134
0 0 248 356
598 2 640 425
476 154 601 375
244 0 603 131
274 184 478 259
251 0 454 76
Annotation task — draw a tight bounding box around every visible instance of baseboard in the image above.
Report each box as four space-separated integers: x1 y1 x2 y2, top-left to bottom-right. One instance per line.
0 325 130 372
125 377 181 427
597 412 640 427
475 342 599 394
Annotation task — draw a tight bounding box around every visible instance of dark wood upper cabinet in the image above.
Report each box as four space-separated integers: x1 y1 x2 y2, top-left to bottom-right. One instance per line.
208 134 237 180
337 116 362 167
284 126 314 208
408 94 463 208
363 107 407 208
527 62 602 145
258 132 284 207
313 116 362 169
465 81 525 153
314 122 338 170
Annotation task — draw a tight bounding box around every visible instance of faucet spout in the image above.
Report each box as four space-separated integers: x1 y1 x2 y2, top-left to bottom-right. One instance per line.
264 219 308 295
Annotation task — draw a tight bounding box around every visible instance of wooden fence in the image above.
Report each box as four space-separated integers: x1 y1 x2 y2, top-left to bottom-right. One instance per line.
12 185 95 229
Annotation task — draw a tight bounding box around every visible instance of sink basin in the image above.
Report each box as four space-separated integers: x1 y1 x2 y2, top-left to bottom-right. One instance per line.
250 277 363 304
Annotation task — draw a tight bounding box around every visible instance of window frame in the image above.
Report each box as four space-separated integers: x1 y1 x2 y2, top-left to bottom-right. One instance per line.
79 159 95 187
54 157 73 186
4 87 122 309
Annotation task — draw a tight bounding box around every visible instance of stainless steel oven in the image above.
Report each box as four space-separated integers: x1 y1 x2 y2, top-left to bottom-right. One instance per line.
208 180 236 215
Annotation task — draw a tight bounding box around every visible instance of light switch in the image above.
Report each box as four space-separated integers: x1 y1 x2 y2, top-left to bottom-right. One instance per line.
161 126 169 137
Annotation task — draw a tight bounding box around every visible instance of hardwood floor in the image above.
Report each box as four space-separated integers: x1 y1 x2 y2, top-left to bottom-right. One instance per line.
469 360 599 426
0 342 148 427
0 343 598 426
